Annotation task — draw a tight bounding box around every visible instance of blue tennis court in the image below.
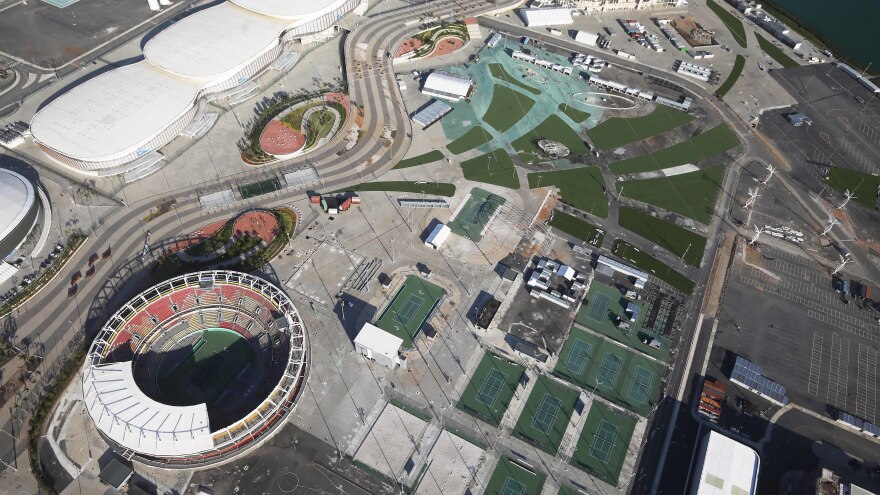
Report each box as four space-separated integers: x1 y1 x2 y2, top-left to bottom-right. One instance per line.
477 368 508 407
565 339 592 375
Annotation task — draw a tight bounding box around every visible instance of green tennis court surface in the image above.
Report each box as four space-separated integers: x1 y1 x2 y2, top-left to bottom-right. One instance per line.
375 275 445 348
157 328 255 407
513 376 579 454
449 188 506 242
458 352 524 426
484 457 547 495
554 327 663 416
571 401 636 484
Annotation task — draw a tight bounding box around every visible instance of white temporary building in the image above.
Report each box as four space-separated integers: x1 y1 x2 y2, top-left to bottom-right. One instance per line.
424 223 451 249
691 431 759 495
574 30 599 46
354 323 404 369
519 8 573 27
82 362 214 456
421 72 473 102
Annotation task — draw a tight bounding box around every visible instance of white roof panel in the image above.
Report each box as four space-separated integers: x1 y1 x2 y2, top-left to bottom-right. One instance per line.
0 169 35 242
144 3 290 79
694 431 759 495
232 0 346 19
355 323 403 360
423 72 473 98
31 63 201 162
519 8 573 27
82 362 214 456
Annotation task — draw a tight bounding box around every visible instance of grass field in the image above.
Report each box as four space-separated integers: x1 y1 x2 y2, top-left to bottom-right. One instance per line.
707 0 748 48
558 103 591 123
484 457 547 495
575 282 670 362
715 55 746 99
158 329 254 406
512 375 579 454
527 167 608 218
449 187 506 242
612 239 695 294
571 401 637 485
393 150 445 170
617 165 724 223
447 126 493 155
554 327 663 416
374 275 446 348
457 352 525 426
483 84 536 132
824 167 880 209
512 114 589 163
755 32 799 68
489 63 542 96
618 207 706 266
548 211 605 246
609 124 739 175
339 181 455 197
460 148 521 189
587 106 695 150
239 178 282 199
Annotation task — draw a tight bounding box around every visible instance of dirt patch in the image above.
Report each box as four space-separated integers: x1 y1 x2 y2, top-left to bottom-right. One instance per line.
672 15 716 47
259 120 306 156
428 36 465 57
233 210 280 242
395 38 423 57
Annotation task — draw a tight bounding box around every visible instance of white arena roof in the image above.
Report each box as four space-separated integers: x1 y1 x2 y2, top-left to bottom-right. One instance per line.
83 362 214 457
0 169 35 244
31 63 202 163
692 431 759 495
231 0 346 19
144 3 290 79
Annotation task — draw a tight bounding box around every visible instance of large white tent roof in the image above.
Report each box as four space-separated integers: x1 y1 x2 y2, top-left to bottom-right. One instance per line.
355 323 403 361
693 431 759 495
82 362 214 456
231 0 346 19
423 72 473 99
519 8 573 27
145 3 290 79
0 169 35 244
31 63 202 162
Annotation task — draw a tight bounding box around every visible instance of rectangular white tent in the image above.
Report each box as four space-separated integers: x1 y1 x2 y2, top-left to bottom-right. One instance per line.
519 8 573 27
574 30 599 46
421 72 473 102
354 323 404 369
692 431 759 495
424 224 451 249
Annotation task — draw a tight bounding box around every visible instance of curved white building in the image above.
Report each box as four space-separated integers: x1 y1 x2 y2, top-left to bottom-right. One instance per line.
0 169 39 258
31 0 362 176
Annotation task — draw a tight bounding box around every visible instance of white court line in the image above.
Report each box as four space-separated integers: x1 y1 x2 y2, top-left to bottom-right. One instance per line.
856 344 877 424
826 333 849 409
808 333 823 397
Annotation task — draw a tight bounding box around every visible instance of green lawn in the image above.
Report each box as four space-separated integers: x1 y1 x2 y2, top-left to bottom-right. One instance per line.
825 167 880 209
488 63 542 95
484 457 547 495
755 32 799 68
609 124 739 175
587 106 695 150
571 401 637 485
375 275 446 348
460 149 521 189
548 211 605 246
457 352 525 426
612 240 695 294
707 0 748 48
512 375 579 455
617 165 724 224
527 167 608 217
338 181 455 197
483 84 536 132
558 103 591 123
553 327 663 416
512 114 589 163
618 207 706 266
715 55 746 99
393 150 445 170
447 126 493 155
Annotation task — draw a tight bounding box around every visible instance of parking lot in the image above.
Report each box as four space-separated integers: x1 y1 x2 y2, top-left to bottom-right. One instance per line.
710 245 879 424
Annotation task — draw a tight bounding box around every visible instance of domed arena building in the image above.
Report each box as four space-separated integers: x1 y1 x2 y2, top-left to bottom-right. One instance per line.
0 168 39 259
30 0 364 177
82 271 307 467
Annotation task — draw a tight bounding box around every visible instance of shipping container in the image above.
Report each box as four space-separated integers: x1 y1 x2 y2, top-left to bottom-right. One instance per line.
310 194 321 204
340 197 353 211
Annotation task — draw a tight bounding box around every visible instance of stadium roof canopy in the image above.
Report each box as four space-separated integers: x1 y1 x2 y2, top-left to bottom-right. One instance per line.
692 431 759 495
231 0 346 19
518 8 573 27
0 169 35 244
83 362 214 456
144 3 290 79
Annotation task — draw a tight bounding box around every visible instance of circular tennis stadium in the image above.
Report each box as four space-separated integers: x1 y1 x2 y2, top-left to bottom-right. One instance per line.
82 271 307 467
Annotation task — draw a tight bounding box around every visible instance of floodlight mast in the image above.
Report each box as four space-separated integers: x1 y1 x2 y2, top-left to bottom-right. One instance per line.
748 225 765 245
831 253 853 275
744 187 760 209
761 164 776 185
837 189 856 210
820 214 839 236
